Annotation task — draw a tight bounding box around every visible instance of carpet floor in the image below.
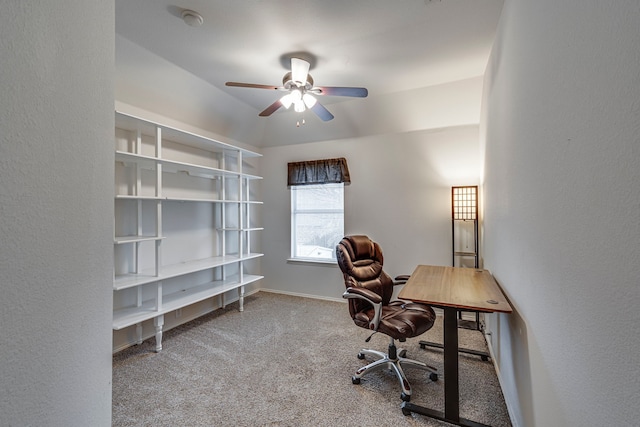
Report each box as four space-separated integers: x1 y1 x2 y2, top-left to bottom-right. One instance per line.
113 292 511 426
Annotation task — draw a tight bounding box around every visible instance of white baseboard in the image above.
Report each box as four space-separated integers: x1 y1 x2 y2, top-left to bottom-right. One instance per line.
484 330 519 427
258 287 346 303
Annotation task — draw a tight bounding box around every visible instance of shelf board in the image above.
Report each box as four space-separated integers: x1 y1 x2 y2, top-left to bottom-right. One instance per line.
113 253 264 290
116 151 262 181
114 235 165 244
454 251 478 257
113 274 264 330
218 227 264 232
116 151 244 180
115 195 263 204
116 111 262 158
163 197 261 204
114 195 163 201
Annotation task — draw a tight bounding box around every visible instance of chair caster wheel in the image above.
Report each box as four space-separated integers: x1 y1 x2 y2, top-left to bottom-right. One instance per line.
481 355 489 361
401 392 411 402
429 372 438 381
357 353 365 359
398 349 407 358
402 407 411 416
419 343 426 349
352 376 361 384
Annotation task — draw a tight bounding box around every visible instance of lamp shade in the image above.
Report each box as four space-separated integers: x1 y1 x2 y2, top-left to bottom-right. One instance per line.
452 186 478 220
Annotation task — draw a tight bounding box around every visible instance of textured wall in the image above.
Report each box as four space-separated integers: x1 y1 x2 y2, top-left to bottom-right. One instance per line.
0 1 114 425
481 1 640 425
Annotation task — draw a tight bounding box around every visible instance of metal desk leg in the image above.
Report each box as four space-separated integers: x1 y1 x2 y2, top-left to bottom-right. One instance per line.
419 310 490 361
444 306 460 420
401 307 491 427
419 339 491 361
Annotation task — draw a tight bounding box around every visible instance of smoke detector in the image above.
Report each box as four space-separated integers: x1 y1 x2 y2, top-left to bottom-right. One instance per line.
181 9 203 27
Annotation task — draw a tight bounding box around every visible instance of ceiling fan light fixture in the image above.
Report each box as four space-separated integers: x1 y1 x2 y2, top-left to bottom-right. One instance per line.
280 94 293 109
294 100 306 113
290 89 302 101
303 93 317 108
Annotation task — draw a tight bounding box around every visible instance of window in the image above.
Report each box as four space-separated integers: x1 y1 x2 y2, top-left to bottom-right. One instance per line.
290 183 344 261
287 157 349 262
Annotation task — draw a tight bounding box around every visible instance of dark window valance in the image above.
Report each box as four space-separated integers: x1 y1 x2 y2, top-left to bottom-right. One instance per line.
287 157 351 187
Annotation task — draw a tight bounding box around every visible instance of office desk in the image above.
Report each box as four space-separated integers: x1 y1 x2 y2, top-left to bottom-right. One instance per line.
398 265 512 427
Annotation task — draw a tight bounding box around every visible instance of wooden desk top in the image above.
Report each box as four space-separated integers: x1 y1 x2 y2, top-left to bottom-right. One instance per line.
398 265 512 313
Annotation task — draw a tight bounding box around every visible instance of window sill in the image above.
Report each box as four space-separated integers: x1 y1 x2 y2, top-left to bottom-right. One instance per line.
287 258 338 267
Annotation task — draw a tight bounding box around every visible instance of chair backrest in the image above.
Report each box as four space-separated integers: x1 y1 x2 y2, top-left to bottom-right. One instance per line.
336 235 394 317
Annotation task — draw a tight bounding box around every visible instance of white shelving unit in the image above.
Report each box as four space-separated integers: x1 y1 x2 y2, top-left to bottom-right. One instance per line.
113 111 263 352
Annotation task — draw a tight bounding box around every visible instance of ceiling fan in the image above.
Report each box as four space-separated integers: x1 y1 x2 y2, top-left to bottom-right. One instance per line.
225 57 368 122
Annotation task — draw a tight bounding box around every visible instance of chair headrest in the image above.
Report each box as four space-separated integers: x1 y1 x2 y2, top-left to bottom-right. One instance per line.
337 235 387 288
340 235 382 262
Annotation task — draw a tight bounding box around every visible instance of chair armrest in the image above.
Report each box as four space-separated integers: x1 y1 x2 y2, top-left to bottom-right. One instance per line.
343 286 382 304
342 287 382 331
394 274 411 285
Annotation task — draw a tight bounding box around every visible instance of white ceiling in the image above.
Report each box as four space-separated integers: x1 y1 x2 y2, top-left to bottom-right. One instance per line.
115 0 504 148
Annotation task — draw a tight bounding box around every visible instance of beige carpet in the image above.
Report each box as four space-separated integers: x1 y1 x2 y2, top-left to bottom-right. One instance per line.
113 292 511 426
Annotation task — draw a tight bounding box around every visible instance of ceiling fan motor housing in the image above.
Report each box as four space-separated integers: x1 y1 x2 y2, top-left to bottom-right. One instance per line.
282 72 314 90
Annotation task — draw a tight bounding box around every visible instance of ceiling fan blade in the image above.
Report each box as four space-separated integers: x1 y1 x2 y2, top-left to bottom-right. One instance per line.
258 100 283 117
313 86 368 97
310 102 334 122
226 82 281 90
291 58 310 86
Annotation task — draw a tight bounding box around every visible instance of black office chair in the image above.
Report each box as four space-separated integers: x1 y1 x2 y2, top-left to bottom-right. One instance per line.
336 235 438 402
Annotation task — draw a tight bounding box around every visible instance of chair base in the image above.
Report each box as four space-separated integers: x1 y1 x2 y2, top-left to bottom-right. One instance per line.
352 339 438 401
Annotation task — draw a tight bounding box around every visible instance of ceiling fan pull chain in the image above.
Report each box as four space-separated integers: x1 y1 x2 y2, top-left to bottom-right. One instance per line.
296 113 306 127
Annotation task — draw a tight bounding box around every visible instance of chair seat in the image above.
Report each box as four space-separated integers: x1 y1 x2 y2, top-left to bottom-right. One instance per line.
354 301 436 340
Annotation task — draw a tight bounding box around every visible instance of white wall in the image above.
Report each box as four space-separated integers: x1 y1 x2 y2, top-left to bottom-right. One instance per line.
481 1 640 426
261 125 481 300
0 2 114 426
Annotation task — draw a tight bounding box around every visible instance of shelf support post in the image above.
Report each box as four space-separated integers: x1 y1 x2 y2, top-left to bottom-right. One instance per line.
154 315 164 352
135 322 143 345
238 285 245 312
155 126 163 277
